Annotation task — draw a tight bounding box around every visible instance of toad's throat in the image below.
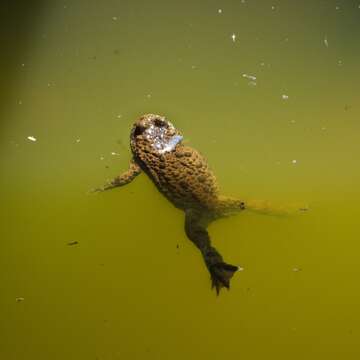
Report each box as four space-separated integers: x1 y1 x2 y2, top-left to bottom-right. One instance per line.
144 124 182 154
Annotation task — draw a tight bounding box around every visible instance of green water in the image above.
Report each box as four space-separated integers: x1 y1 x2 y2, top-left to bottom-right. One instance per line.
1 1 360 359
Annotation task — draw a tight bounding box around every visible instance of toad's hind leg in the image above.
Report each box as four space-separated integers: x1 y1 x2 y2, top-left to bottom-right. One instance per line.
184 210 238 295
217 195 308 216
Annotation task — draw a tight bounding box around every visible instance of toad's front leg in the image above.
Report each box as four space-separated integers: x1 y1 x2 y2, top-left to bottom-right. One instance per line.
92 159 142 192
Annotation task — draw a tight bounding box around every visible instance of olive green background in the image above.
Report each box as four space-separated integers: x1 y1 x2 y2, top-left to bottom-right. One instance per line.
1 0 360 359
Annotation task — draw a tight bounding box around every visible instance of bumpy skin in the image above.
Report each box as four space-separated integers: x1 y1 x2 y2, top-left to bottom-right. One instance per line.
96 114 247 294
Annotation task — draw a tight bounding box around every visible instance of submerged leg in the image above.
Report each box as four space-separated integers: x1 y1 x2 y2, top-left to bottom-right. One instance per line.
217 195 308 216
184 210 238 295
92 159 142 192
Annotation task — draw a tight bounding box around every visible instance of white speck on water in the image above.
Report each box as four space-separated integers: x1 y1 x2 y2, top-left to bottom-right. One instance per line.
292 267 301 272
260 62 265 67
100 156 104 161
21 63 25 67
271 5 276 10
242 73 257 81
76 138 81 143
111 152 120 156
324 36 329 47
335 5 340 10
237 267 244 272
248 81 257 87
292 159 297 164
117 114 122 119
218 8 222 14
282 94 289 100
112 16 118 21
27 136 37 142
231 33 236 42
338 60 343 66
16 297 25 302
146 94 151 98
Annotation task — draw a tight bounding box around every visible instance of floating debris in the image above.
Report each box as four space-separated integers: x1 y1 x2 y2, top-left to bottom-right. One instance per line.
67 241 79 246
218 9 222 14
231 33 236 42
27 136 37 142
324 36 329 48
242 73 257 81
111 152 120 156
16 297 25 302
282 94 289 100
292 159 297 164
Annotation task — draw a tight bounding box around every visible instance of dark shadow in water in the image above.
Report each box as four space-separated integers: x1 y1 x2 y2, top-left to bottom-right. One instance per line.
0 1 47 128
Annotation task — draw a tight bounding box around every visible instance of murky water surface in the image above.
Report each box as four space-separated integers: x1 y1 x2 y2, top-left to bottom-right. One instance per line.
1 1 360 359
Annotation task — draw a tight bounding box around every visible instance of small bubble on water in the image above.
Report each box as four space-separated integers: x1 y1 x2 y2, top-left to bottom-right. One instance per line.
218 8 222 14
292 159 297 164
282 94 289 100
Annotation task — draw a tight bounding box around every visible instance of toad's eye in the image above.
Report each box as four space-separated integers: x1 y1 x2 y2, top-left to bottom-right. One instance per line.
134 125 145 136
154 118 167 127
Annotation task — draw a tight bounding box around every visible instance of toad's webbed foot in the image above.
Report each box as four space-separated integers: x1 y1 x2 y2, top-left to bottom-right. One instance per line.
185 209 239 295
209 262 239 295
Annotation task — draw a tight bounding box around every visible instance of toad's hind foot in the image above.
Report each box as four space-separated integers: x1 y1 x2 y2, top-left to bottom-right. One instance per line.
209 262 238 295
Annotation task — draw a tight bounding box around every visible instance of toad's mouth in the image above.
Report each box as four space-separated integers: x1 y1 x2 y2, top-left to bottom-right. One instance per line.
143 123 182 154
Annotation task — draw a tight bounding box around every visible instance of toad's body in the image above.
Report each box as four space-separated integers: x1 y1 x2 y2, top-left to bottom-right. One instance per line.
137 142 218 211
95 114 300 293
